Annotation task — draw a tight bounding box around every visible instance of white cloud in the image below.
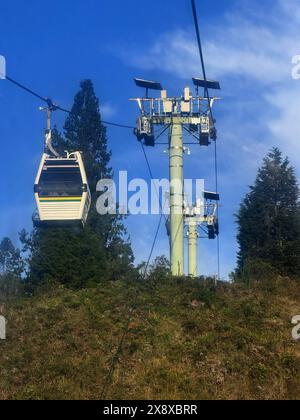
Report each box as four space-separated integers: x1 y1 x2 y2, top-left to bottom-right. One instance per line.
265 86 300 165
130 27 293 85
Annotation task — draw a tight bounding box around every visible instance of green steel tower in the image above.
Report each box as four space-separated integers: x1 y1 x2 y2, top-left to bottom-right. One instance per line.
132 78 220 277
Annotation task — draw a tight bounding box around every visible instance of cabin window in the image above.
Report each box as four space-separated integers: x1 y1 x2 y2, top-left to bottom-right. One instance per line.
39 167 83 197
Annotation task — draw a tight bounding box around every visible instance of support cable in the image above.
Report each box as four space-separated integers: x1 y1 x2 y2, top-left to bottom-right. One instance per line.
4 75 135 130
191 0 221 281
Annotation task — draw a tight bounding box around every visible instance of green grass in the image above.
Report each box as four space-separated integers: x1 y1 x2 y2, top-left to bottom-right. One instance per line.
0 277 300 400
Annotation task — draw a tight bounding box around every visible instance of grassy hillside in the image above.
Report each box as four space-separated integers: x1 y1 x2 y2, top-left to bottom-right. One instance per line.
0 277 300 400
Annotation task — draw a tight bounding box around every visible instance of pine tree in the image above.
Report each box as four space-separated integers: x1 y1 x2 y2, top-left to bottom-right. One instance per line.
61 80 134 277
236 148 300 278
26 80 133 289
21 228 107 291
56 79 112 188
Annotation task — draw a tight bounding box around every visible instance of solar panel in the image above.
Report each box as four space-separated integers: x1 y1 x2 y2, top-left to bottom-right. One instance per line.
204 191 220 201
192 78 221 90
134 78 163 91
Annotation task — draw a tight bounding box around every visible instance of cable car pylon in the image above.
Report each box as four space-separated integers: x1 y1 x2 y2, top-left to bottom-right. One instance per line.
131 78 221 277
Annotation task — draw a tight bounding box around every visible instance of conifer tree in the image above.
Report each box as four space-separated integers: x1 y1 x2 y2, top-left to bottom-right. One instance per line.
62 80 133 276
236 148 300 278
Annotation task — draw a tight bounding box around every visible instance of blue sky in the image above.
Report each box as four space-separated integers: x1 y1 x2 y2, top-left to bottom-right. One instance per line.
1 0 300 279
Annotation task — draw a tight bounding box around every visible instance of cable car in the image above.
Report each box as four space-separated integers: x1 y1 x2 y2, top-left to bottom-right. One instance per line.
34 151 91 227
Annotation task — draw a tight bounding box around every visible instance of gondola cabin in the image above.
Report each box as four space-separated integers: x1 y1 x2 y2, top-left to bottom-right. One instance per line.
34 152 91 226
